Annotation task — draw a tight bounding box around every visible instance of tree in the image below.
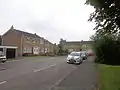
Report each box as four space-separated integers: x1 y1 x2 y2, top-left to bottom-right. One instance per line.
86 0 120 65
86 0 120 34
91 33 120 65
64 49 69 54
114 0 120 8
58 44 64 55
53 43 57 55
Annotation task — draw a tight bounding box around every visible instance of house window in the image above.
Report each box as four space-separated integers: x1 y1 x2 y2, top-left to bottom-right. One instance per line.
45 48 48 53
23 48 27 53
40 39 44 44
31 39 35 43
41 48 44 53
28 48 32 53
23 47 32 53
25 37 30 42
36 39 39 43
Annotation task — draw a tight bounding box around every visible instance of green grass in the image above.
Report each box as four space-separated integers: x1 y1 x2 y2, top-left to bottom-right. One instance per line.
98 64 120 90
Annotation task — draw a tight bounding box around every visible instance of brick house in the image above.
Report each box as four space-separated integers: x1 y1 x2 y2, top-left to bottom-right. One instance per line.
2 26 54 57
60 39 92 53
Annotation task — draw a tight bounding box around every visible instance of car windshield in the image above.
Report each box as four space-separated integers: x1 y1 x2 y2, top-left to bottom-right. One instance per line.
70 52 80 56
81 53 85 55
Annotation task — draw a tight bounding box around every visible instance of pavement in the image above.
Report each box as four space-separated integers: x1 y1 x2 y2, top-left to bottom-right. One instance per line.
0 56 97 90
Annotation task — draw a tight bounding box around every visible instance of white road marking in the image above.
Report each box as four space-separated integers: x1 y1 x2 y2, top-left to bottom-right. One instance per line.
7 60 21 62
50 66 77 90
0 81 7 85
34 64 56 72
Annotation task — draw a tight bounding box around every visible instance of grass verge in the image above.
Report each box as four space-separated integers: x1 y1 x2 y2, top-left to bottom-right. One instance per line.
98 64 120 90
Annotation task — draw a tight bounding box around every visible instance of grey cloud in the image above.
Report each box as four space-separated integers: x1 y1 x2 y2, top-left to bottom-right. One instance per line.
0 0 95 44
27 20 62 43
28 20 59 34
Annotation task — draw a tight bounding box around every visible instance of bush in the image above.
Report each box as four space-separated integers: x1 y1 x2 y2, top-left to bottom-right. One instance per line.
92 34 120 65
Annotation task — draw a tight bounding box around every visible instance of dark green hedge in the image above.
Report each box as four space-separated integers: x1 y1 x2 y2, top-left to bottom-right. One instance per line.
92 35 120 65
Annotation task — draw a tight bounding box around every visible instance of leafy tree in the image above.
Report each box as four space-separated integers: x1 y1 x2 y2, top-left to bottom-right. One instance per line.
58 44 64 55
64 49 69 54
86 0 120 34
86 0 120 65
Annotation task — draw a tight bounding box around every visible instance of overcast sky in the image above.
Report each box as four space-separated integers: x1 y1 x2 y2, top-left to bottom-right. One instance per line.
0 0 95 43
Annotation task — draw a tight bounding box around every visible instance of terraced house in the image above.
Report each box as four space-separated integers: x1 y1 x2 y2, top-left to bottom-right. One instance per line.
2 26 54 57
60 39 92 53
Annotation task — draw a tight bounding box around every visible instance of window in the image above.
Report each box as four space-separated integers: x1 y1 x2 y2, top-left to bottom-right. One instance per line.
41 48 44 53
33 47 40 54
27 48 32 53
32 39 35 43
36 39 39 43
23 47 32 53
23 48 27 53
45 48 47 52
25 37 30 42
40 39 44 44
70 52 80 56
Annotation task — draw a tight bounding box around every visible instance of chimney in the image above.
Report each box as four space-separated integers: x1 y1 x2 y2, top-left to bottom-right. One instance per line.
9 25 14 31
34 33 37 35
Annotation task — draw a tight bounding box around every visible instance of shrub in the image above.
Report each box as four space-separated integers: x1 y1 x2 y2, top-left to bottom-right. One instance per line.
92 34 120 65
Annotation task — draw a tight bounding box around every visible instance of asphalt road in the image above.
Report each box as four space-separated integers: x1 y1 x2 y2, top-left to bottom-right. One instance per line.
0 56 97 90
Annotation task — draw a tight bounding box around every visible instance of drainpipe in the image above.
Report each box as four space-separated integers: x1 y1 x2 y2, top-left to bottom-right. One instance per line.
1 36 3 46
44 40 45 55
20 34 23 57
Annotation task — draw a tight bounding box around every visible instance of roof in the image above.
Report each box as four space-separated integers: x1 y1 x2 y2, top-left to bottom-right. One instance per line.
81 41 93 44
3 26 42 39
15 30 54 44
14 30 42 39
66 41 93 44
3 26 53 44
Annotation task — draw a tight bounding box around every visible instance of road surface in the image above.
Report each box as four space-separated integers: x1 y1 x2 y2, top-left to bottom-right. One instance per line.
0 56 97 90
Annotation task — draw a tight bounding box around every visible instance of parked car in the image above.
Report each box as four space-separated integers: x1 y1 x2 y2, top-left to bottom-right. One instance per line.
81 51 88 60
0 51 7 63
86 50 94 56
87 52 94 56
67 52 83 65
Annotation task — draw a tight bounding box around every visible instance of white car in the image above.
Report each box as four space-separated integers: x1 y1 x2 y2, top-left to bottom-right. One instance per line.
67 52 83 64
0 51 7 63
0 55 7 63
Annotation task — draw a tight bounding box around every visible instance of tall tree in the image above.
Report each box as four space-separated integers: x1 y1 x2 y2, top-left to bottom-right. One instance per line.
58 44 63 55
86 0 120 34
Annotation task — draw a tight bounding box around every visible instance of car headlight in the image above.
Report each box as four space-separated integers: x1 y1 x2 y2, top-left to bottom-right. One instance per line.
67 57 70 60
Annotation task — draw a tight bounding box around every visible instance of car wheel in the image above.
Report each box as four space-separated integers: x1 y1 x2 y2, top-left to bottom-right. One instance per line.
67 61 70 64
2 61 6 63
81 60 83 63
67 62 70 64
